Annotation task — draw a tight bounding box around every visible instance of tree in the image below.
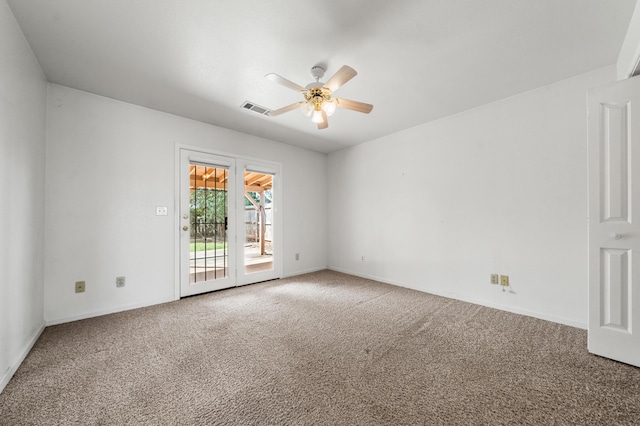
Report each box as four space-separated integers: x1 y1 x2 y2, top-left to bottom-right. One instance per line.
244 189 272 206
190 188 227 242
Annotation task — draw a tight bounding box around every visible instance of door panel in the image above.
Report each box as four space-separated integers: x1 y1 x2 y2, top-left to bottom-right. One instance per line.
180 150 236 297
236 160 282 286
600 248 631 332
588 76 640 367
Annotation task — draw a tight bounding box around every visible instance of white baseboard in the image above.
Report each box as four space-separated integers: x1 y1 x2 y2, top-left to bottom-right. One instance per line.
46 271 333 325
328 267 587 330
0 322 46 394
45 296 175 326
283 266 327 278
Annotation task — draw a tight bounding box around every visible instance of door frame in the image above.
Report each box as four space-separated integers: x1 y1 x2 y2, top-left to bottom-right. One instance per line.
174 144 283 299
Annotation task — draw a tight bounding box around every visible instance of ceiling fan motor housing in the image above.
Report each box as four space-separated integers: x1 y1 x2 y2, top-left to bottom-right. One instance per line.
310 65 325 81
305 87 332 110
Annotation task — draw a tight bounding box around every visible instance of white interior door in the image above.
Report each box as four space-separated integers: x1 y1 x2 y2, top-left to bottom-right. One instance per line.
180 149 236 297
588 75 640 367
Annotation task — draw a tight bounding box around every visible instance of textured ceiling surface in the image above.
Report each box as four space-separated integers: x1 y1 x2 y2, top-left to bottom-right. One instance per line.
7 0 638 153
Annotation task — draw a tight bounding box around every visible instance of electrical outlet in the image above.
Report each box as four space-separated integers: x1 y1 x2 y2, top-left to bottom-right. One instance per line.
490 274 499 285
156 206 168 216
500 275 509 286
116 276 125 288
361 256 365 261
75 281 85 293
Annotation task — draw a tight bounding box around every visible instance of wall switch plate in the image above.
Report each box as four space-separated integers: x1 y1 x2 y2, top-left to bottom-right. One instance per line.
500 275 509 286
116 276 125 288
156 206 168 216
75 281 85 293
295 253 300 261
490 274 499 285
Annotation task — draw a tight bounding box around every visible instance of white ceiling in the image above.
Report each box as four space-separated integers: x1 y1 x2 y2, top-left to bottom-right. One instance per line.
7 0 637 153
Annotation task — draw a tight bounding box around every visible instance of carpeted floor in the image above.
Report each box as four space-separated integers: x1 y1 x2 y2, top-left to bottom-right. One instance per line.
1 270 639 425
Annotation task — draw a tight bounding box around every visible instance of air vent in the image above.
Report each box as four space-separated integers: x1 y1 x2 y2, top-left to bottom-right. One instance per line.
241 101 271 116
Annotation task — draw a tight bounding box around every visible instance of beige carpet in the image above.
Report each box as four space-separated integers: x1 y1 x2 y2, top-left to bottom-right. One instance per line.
1 270 639 425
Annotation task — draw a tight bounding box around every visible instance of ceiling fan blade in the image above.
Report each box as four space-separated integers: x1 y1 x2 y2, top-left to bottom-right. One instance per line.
268 102 302 116
318 111 328 129
335 98 373 114
265 73 305 92
324 65 357 92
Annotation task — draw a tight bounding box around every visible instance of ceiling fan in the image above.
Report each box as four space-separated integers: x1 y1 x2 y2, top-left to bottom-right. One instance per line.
265 65 373 129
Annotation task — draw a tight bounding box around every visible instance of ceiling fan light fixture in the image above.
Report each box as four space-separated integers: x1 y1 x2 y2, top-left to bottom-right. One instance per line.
311 109 324 123
322 99 337 116
299 101 313 117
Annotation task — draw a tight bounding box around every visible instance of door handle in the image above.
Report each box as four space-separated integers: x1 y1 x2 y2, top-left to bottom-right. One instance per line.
610 233 623 240
183 226 189 231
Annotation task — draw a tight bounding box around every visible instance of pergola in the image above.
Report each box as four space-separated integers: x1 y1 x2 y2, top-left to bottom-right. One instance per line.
189 165 273 255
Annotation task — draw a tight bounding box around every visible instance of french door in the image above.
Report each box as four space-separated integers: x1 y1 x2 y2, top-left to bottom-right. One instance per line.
179 151 236 296
587 75 640 367
179 149 281 297
236 159 281 286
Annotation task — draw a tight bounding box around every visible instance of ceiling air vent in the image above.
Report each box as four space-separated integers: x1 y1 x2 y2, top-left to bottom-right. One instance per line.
241 101 271 116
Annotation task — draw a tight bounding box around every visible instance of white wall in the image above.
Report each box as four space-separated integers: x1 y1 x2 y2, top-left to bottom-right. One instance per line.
45 84 327 323
0 0 47 392
328 66 617 329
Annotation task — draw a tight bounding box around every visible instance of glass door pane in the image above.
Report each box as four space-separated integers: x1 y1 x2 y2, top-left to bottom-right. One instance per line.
190 164 228 283
244 171 274 274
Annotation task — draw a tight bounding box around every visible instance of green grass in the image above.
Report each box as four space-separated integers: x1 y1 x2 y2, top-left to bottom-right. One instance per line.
190 242 227 252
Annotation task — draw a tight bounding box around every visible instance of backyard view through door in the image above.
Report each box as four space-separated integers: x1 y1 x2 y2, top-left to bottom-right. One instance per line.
180 149 282 296
244 170 274 275
190 165 228 282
